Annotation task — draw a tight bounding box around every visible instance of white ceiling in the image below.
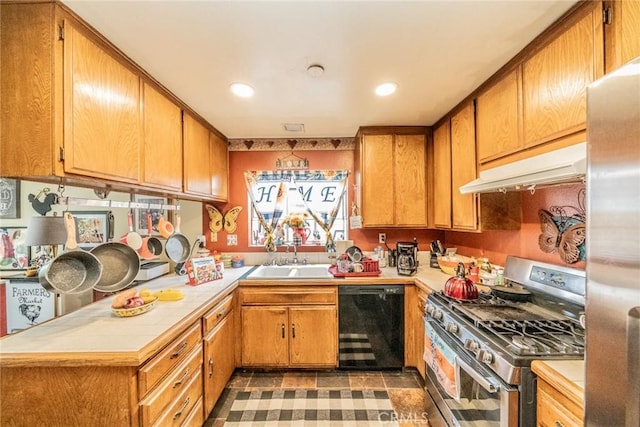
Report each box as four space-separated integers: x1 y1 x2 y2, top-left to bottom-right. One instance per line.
62 0 577 140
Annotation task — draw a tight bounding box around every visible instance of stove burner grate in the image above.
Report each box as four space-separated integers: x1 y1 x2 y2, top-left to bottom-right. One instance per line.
479 319 585 356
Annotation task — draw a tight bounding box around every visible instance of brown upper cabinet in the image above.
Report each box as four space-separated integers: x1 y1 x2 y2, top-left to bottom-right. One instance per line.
355 127 428 227
604 0 640 73
142 82 183 192
476 68 521 164
475 1 604 170
433 102 521 232
183 113 229 202
0 2 227 201
522 2 604 148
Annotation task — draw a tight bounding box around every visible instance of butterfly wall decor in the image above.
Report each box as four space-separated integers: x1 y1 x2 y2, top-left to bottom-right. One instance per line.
537 188 586 264
205 205 242 234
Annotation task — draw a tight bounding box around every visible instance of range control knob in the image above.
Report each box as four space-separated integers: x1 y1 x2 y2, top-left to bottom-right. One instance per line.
464 339 480 352
426 304 436 316
445 322 459 334
478 349 494 364
433 309 443 321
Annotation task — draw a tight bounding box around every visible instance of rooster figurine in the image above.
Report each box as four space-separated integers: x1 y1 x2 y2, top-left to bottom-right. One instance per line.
28 192 58 216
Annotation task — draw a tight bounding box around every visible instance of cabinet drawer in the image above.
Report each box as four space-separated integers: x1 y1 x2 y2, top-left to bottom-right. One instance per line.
139 322 202 397
151 369 203 427
179 396 204 427
537 379 583 426
202 293 234 335
139 344 203 426
240 287 336 305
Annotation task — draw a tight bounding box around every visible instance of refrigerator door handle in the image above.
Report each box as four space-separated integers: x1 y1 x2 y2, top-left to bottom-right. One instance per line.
627 306 640 427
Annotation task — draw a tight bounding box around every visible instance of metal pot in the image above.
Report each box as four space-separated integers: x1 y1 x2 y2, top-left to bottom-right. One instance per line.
444 262 478 300
165 214 190 263
91 242 140 293
41 212 104 294
138 213 163 260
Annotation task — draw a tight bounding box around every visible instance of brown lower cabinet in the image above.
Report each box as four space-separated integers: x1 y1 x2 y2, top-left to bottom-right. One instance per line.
240 286 338 368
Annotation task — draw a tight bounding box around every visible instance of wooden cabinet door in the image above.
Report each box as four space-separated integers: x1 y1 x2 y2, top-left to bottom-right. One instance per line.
183 112 212 196
361 134 394 226
203 313 235 417
432 122 452 229
210 132 229 202
241 306 288 366
523 4 603 147
450 103 478 231
394 134 427 226
63 20 141 182
605 0 640 73
289 306 337 367
142 82 183 191
476 68 521 163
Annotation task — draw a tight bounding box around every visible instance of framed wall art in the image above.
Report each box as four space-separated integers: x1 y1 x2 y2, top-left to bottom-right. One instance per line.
0 178 20 219
69 211 109 248
134 195 168 235
0 227 30 270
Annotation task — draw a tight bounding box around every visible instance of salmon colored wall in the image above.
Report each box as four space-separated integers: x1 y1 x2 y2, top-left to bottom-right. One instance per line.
204 150 443 254
203 150 585 270
444 183 586 270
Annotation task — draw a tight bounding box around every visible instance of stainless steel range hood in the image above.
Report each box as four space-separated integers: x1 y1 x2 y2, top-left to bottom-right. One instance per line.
459 142 586 194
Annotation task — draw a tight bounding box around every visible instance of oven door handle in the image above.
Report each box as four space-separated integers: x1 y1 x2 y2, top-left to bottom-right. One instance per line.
456 357 500 393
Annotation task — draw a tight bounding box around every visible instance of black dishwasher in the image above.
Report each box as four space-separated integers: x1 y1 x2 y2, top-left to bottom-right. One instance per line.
338 285 404 369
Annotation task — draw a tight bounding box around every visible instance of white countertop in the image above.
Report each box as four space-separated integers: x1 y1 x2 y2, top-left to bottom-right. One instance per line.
0 267 251 363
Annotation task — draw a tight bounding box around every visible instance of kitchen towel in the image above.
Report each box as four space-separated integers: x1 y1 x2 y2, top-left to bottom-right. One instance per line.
424 320 461 401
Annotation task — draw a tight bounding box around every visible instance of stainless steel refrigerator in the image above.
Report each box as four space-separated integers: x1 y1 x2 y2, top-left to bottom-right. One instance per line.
585 56 640 427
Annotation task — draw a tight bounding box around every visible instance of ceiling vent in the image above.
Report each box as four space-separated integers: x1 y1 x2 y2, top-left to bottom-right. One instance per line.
283 123 305 133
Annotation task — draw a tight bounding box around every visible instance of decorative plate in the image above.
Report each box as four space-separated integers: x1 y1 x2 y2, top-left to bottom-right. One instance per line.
112 297 158 317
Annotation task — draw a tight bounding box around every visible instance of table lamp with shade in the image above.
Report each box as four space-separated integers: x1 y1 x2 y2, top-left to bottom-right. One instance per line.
25 215 67 270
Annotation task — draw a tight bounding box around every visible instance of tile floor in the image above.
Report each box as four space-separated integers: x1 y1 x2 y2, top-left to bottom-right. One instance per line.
204 369 446 426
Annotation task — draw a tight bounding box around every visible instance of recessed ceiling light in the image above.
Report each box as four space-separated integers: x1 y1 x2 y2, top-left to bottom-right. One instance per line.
230 83 254 98
375 82 398 96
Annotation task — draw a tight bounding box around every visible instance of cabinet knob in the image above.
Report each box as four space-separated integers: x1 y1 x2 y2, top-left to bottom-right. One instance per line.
208 357 214 377
554 421 564 427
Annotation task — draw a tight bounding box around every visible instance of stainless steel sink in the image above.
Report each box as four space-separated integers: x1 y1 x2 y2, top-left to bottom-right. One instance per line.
245 264 333 279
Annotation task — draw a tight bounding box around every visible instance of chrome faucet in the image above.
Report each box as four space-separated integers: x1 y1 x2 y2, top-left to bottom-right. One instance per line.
292 244 299 265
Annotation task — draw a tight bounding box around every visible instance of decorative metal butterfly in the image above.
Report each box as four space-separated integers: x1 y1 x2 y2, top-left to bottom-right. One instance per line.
538 209 586 264
205 205 242 233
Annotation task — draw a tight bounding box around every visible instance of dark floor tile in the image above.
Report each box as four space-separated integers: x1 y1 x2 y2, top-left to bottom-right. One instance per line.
225 369 253 388
246 371 284 389
317 371 351 388
383 370 423 389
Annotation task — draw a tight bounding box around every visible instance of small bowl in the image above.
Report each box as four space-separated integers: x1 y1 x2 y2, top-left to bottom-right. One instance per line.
437 255 474 276
112 297 158 317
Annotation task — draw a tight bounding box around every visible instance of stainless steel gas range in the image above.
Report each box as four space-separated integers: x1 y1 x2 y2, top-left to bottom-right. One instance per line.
424 256 585 427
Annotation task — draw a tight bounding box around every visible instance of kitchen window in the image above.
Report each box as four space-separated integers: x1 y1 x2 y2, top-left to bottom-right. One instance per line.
246 170 348 248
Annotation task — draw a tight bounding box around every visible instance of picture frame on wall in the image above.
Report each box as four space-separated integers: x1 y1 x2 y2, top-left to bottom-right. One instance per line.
69 211 109 249
134 195 168 236
0 227 30 270
0 178 20 219
30 245 55 269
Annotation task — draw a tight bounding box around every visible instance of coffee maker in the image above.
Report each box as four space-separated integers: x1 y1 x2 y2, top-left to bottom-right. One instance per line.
396 241 418 276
